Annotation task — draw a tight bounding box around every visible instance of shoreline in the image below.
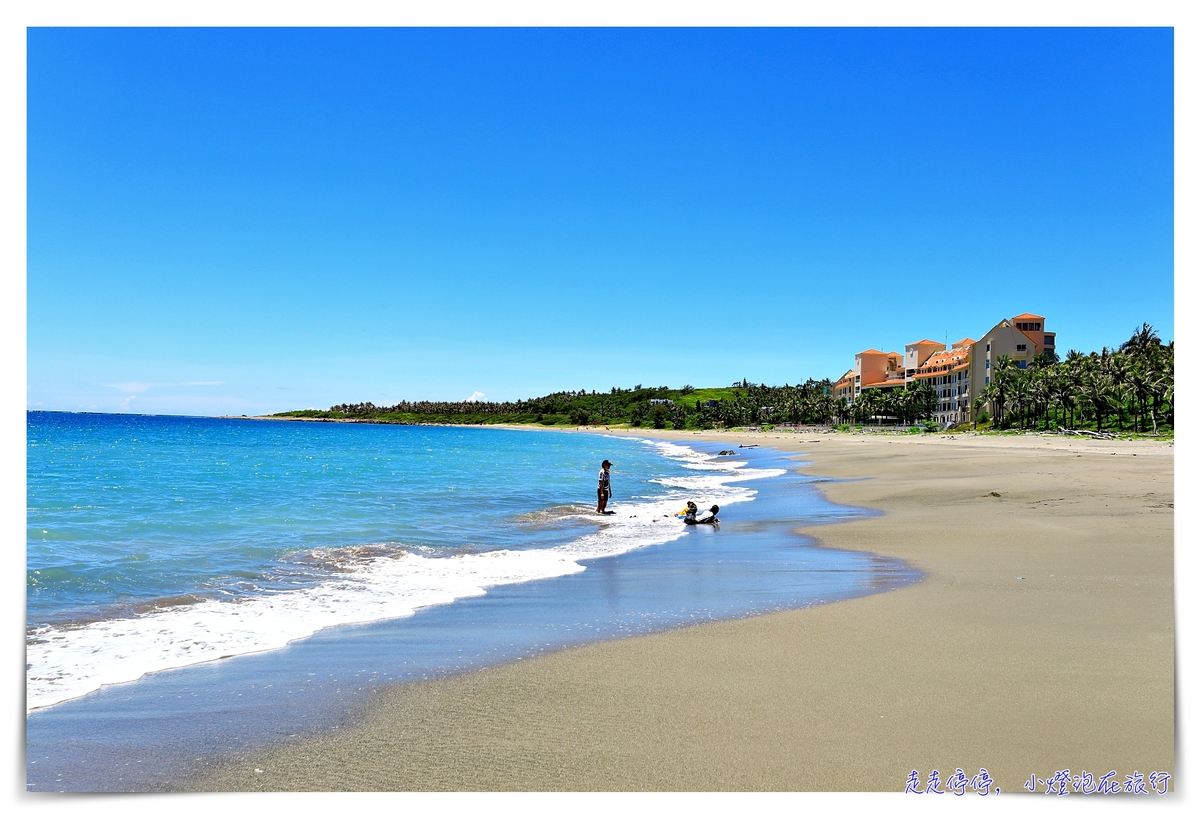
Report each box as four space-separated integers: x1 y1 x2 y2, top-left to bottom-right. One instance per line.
30 430 902 790
188 429 1174 791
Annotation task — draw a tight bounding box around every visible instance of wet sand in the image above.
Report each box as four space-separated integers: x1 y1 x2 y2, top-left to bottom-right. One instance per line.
189 430 1174 792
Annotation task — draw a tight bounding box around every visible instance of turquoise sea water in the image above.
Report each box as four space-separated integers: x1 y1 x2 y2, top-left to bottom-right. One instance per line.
28 412 692 625
27 412 783 710
27 412 919 791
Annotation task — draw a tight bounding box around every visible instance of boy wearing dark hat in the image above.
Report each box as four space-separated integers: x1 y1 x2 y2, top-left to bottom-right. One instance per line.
596 460 613 513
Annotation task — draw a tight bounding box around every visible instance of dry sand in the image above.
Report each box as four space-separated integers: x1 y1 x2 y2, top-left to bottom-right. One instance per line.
189 430 1174 792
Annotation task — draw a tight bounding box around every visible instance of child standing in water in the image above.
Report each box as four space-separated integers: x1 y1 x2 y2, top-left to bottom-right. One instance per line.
596 460 613 513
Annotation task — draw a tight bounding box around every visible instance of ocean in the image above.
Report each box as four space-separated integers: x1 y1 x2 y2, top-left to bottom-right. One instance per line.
26 412 918 790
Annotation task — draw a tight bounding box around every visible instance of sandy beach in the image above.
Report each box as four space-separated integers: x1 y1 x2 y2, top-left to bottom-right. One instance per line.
188 429 1174 792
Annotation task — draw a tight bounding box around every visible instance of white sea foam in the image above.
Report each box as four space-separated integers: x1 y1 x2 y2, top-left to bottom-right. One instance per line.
26 440 778 712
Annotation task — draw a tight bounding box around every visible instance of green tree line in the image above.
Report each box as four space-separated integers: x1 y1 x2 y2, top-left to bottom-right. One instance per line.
278 379 842 430
276 325 1172 435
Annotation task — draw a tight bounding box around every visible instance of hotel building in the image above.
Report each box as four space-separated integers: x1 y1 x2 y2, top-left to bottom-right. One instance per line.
910 339 974 425
968 313 1056 405
835 312 1055 427
831 349 906 404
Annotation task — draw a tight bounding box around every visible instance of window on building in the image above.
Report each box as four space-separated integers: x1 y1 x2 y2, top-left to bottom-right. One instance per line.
1017 360 1027 369
1044 335 1054 346
1016 344 1026 351
986 343 990 352
985 360 990 368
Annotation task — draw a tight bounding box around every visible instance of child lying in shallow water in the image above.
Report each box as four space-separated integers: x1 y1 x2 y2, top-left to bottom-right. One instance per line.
684 505 719 525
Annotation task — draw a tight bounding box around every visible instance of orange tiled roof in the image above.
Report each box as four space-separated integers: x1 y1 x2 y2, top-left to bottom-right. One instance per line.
908 339 942 347
857 349 885 356
1012 313 1044 321
919 350 967 364
951 337 976 347
914 351 969 373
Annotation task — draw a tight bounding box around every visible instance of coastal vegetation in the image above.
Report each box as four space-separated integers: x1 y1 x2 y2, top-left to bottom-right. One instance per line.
275 325 1173 436
277 380 841 430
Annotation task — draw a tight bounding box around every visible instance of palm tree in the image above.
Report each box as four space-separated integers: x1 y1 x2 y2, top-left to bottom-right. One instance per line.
1051 371 1075 431
1105 352 1132 433
1148 342 1173 434
917 380 938 422
834 397 850 425
980 382 1000 429
991 355 1017 428
972 395 988 430
1118 324 1165 433
1080 353 1113 433
1011 370 1034 429
1121 323 1161 358
896 386 917 426
1125 355 1155 433
819 393 837 426
1062 350 1086 427
854 389 882 426
1032 371 1054 431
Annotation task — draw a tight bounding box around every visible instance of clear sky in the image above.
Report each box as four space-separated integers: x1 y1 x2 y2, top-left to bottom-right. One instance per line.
27 27 1174 416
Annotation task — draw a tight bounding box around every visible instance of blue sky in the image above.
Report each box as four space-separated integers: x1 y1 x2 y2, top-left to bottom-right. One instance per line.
27 27 1174 416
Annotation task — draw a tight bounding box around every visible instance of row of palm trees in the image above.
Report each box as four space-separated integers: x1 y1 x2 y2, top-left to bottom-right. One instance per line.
831 380 940 427
977 324 1173 434
703 381 840 427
